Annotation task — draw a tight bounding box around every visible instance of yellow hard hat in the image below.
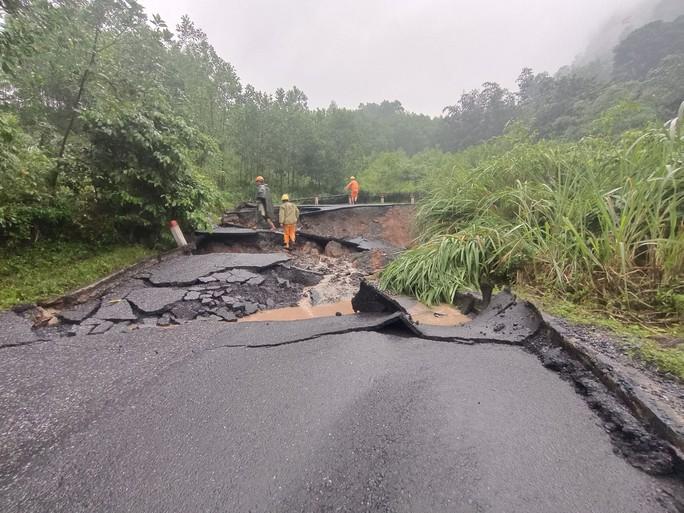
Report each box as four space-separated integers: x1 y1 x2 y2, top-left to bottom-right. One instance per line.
281 194 289 201
350 176 356 180
255 176 264 182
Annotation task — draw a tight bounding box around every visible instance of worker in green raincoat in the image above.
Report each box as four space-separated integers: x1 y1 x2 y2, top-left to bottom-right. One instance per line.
255 176 275 230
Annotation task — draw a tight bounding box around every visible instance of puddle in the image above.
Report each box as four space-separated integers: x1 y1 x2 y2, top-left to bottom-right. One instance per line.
406 302 470 326
242 296 469 326
239 299 355 321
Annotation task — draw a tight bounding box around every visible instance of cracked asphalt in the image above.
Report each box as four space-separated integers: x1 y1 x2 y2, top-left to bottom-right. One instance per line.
0 321 677 512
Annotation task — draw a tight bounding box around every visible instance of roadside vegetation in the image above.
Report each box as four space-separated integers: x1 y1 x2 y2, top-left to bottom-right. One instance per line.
0 241 155 309
381 117 683 320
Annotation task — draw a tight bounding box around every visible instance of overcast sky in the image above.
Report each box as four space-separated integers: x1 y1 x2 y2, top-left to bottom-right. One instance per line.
139 0 649 116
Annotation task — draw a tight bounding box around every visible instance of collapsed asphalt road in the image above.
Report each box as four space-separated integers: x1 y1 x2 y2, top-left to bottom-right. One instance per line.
1 316 682 512
1 205 682 512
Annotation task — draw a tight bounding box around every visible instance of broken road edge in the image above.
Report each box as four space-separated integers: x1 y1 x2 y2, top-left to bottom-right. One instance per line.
352 280 684 477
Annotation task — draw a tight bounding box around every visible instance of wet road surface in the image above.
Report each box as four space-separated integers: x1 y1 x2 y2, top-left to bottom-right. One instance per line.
0 324 675 513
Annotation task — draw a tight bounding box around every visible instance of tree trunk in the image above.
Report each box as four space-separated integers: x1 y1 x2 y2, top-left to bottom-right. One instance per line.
58 27 100 160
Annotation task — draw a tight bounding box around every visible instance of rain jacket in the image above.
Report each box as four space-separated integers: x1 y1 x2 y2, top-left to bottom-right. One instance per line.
256 183 275 221
345 179 360 193
279 201 300 225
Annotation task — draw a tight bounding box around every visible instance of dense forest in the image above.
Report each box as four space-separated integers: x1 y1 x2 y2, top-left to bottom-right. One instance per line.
0 0 683 248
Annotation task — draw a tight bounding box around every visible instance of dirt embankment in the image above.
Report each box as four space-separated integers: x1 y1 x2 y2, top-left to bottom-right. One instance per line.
299 205 416 248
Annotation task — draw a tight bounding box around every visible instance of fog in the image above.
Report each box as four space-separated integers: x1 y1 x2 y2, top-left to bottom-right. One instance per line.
139 0 663 115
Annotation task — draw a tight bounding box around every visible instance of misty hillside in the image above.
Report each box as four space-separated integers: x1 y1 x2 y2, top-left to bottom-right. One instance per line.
574 0 684 68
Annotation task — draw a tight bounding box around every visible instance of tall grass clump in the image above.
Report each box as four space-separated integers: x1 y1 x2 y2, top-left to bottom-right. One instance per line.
381 116 684 322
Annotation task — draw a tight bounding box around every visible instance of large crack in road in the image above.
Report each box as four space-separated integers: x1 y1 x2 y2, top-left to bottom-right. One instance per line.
1 204 682 512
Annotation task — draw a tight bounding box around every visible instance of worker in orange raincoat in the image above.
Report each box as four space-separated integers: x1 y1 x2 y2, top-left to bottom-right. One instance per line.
345 176 360 205
278 194 300 250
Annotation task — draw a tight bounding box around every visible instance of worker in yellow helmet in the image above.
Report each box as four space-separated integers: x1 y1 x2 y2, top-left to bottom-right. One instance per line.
345 176 360 205
254 176 275 230
278 194 300 250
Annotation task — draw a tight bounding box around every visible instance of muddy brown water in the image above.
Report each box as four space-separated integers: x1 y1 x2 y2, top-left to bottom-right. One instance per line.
241 298 469 326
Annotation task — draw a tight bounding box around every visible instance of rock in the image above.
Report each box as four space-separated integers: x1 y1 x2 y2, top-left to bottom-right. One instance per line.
58 300 101 324
94 300 137 321
213 289 225 298
266 298 275 308
174 264 274 287
335 311 342 316
232 302 245 312
90 320 114 335
201 298 213 306
226 269 261 283
67 324 94 337
309 289 324 306
32 307 57 327
157 313 172 327
115 321 132 333
274 266 323 286
351 281 403 314
244 302 259 315
276 277 291 288
246 275 265 286
214 308 237 322
126 287 186 314
170 304 198 321
221 295 236 304
541 348 567 371
183 291 201 301
324 241 345 257
134 318 156 329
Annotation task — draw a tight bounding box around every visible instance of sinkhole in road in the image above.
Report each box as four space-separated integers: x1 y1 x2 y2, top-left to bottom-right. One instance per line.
195 233 469 326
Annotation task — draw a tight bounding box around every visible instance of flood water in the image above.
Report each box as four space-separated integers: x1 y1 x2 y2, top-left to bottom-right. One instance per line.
241 298 470 326
239 300 355 322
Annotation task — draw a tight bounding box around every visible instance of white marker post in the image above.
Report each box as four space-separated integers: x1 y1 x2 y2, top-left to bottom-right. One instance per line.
169 220 188 248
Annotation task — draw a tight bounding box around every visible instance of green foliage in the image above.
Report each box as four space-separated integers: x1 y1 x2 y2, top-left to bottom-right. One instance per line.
613 16 684 81
80 104 217 239
381 124 684 322
0 113 74 242
0 0 682 248
0 241 155 309
359 149 466 194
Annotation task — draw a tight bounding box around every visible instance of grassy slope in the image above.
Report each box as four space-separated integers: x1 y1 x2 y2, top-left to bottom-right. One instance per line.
0 242 155 310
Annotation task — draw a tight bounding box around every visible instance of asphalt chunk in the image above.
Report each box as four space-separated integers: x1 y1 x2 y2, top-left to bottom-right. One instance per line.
148 253 290 286
126 288 186 314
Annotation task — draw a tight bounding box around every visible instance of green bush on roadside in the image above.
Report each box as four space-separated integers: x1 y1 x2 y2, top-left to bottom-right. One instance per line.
381 121 684 323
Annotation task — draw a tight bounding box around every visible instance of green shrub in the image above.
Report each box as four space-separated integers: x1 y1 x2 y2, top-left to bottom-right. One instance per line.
81 104 218 241
382 122 684 321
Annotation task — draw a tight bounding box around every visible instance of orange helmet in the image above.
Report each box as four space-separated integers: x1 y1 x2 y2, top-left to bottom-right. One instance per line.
255 176 264 183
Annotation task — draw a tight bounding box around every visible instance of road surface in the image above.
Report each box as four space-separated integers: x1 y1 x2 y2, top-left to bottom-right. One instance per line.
0 321 676 512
